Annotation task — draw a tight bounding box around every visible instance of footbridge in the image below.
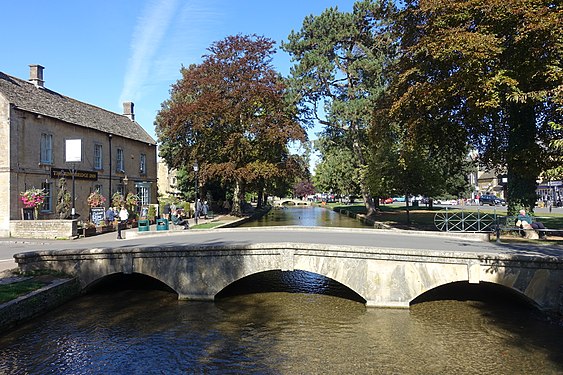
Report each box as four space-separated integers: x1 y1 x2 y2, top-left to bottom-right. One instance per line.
12 228 563 314
272 198 311 207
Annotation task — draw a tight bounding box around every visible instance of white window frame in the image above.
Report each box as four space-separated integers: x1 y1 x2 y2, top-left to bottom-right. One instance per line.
41 181 52 212
94 144 103 170
116 148 124 172
136 183 150 210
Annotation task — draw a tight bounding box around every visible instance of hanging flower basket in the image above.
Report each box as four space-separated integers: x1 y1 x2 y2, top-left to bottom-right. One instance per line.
20 188 46 220
87 191 107 208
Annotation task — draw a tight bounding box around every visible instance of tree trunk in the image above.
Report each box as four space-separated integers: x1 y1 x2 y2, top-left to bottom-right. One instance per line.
506 102 540 215
231 180 243 216
352 138 376 217
230 179 247 216
256 181 264 208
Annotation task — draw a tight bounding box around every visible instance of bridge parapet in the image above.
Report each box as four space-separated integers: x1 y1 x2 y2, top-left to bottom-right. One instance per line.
14 243 563 315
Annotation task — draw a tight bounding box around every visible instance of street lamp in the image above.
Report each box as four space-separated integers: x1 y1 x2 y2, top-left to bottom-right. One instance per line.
193 161 199 224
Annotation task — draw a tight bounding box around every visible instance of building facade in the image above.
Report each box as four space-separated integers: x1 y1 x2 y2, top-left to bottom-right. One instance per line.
0 65 157 236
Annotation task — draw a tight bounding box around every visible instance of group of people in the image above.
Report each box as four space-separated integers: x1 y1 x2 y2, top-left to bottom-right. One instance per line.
104 206 130 240
163 199 210 222
108 199 211 239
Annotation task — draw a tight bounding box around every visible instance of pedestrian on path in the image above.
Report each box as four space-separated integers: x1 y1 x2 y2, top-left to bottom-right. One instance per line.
202 201 209 219
117 206 129 240
195 199 202 224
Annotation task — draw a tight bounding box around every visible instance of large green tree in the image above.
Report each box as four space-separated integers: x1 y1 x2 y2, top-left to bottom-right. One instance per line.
388 0 563 214
156 34 307 215
283 0 397 216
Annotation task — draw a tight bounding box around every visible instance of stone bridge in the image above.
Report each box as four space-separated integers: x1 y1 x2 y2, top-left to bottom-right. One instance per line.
272 198 311 207
14 239 563 314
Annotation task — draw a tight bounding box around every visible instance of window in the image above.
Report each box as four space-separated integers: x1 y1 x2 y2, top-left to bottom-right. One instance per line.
41 181 52 212
40 133 53 164
116 148 124 172
94 144 103 170
136 182 151 208
139 153 146 174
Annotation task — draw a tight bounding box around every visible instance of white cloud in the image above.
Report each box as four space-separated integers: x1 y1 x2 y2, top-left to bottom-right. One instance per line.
119 0 179 105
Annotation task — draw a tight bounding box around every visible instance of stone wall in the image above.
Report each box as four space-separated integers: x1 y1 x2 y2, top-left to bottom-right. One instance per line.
10 219 77 239
0 278 80 334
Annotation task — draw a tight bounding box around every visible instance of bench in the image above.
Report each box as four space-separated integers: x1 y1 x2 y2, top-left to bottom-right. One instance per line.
496 215 561 241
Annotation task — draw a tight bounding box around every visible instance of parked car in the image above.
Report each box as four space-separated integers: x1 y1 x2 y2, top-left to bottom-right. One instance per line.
436 199 459 205
382 197 393 204
479 194 506 206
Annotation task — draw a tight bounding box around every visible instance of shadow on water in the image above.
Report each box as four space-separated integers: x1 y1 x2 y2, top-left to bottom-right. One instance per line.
410 281 563 369
215 270 366 304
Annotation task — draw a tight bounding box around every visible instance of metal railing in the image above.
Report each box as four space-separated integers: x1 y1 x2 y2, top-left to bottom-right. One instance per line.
434 208 498 232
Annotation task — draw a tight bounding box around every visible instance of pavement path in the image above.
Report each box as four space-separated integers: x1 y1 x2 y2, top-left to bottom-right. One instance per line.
1 224 562 273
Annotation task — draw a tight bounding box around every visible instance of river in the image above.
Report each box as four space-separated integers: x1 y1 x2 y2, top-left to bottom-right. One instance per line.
1 206 563 374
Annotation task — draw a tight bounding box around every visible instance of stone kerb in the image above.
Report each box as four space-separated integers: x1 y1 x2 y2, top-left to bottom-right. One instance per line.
9 219 77 239
13 242 563 314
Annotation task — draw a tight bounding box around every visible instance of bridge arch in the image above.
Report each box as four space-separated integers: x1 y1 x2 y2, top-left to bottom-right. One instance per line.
410 281 541 310
215 269 366 303
82 272 177 295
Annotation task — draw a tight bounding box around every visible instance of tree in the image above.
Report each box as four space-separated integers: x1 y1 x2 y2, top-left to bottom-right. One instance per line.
387 0 563 214
293 180 315 199
56 178 71 219
313 136 361 198
156 34 307 216
283 0 397 216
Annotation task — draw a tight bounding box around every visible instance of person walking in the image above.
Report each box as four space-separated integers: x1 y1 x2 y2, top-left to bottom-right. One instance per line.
202 201 209 220
195 199 202 224
117 206 129 240
163 203 171 220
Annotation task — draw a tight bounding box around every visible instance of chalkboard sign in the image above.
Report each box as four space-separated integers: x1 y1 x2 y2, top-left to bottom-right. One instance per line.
90 207 105 226
22 208 34 220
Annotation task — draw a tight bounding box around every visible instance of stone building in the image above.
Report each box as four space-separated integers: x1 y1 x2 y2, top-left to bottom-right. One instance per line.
157 155 181 199
0 65 157 236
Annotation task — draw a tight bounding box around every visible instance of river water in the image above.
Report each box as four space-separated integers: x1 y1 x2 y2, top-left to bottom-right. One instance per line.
1 206 563 374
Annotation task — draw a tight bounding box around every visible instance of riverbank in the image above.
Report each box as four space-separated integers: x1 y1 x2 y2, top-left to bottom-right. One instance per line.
0 208 272 333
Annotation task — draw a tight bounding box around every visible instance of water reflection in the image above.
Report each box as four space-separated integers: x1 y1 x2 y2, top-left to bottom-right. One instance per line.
1 271 563 374
241 206 368 228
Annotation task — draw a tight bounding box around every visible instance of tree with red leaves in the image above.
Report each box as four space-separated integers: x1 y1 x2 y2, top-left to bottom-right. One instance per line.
156 34 307 216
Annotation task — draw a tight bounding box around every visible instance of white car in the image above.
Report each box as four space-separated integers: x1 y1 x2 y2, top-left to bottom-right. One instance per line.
437 199 459 205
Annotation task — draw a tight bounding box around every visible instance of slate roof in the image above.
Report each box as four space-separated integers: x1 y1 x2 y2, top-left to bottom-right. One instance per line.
0 71 155 145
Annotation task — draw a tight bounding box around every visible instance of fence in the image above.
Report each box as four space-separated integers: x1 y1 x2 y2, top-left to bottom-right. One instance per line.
434 208 498 232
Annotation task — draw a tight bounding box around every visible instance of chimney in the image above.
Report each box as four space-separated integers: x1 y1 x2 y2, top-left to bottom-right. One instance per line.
123 102 135 121
29 64 45 88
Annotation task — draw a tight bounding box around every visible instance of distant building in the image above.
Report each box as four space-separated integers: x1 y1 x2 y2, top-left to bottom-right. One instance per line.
0 65 157 236
157 155 181 198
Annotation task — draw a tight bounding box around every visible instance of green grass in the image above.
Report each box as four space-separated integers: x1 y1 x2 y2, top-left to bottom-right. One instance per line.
0 280 47 304
326 203 563 231
192 222 225 229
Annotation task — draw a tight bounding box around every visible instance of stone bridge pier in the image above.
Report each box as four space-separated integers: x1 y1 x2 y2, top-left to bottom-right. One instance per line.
14 242 563 314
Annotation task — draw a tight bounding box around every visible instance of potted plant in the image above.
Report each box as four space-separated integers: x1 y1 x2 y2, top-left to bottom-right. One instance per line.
56 178 72 219
20 187 46 220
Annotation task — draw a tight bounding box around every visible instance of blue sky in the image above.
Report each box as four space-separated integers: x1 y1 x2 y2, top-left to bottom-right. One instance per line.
2 0 355 149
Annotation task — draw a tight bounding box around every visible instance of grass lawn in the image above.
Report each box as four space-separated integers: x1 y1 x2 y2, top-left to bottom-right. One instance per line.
325 203 563 232
0 279 47 304
192 222 226 229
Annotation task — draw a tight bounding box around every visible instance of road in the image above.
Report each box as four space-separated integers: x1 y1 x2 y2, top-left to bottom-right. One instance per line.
1 227 562 272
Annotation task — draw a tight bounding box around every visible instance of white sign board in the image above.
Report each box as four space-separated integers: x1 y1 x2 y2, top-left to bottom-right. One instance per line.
65 139 82 163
